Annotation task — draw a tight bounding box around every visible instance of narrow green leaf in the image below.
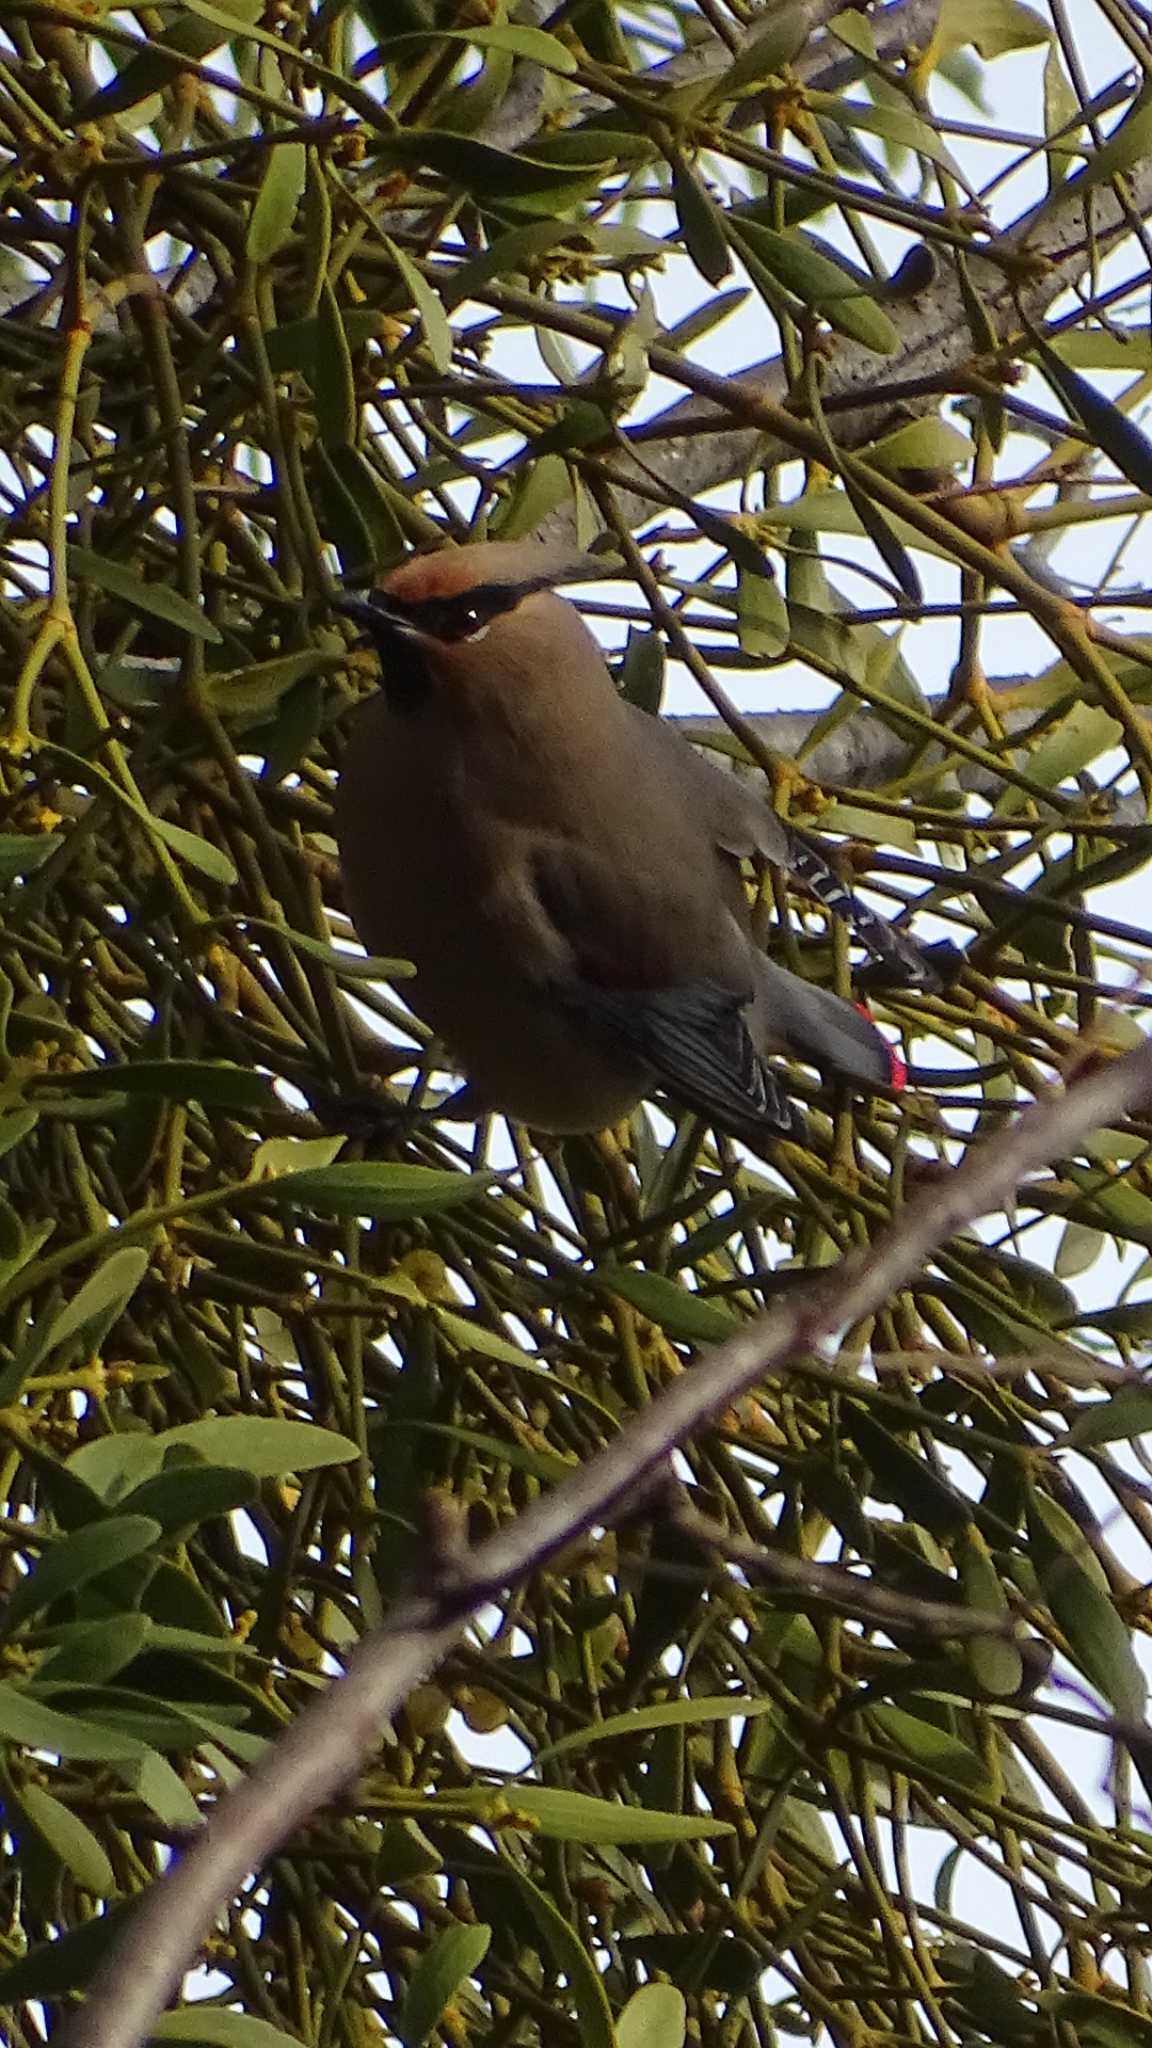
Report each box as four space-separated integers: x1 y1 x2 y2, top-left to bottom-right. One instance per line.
0 1900 141 2002
78 0 262 119
33 1061 276 1113
257 1160 494 1220
400 1922 492 2048
152 2014 305 2047
382 235 453 374
597 1266 739 1346
312 282 358 450
152 1416 358 1477
144 814 238 888
709 8 806 98
15 1781 116 1896
1054 1220 1105 1280
728 220 899 353
382 24 578 75
671 158 732 286
246 142 306 264
0 1680 144 1761
1062 87 1152 197
207 652 325 722
69 549 223 642
1065 1386 1152 1450
736 568 790 658
506 1784 734 1843
37 1614 152 1684
1028 319 1152 498
959 1535 1024 1699
0 834 62 882
539 1694 780 1763
4 1514 162 1632
506 1866 616 2048
867 1705 992 1789
24 1246 149 1374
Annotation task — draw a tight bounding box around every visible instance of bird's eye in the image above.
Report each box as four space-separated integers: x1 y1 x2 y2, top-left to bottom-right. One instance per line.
461 605 482 631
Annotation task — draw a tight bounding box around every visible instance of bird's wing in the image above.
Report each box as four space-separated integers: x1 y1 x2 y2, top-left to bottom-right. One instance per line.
527 841 803 1137
622 703 792 866
623 705 941 989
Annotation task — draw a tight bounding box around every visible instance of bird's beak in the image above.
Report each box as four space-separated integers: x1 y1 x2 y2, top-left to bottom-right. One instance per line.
332 591 415 638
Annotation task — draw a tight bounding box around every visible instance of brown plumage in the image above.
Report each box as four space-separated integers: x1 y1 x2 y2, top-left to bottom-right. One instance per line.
334 542 894 1141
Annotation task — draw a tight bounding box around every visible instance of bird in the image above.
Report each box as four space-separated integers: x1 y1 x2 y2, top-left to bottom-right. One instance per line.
332 541 900 1144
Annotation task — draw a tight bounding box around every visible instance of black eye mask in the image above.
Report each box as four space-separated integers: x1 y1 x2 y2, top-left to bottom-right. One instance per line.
374 575 566 644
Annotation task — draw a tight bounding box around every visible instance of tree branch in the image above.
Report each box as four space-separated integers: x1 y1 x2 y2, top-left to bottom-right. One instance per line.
65 1036 1152 2048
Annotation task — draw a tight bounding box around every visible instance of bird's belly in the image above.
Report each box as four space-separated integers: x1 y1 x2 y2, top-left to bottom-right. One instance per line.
339 825 649 1130
415 962 650 1133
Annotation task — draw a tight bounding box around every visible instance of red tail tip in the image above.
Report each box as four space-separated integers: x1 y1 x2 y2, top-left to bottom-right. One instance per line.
854 1003 906 1091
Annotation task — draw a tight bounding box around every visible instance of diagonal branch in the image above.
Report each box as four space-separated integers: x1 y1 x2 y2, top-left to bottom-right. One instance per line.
66 1035 1152 2048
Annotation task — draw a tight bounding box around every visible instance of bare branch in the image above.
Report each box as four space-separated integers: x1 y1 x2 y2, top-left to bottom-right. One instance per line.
66 1037 1152 2048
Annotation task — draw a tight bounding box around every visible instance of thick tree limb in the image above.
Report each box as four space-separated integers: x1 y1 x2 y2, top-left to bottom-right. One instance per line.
65 1037 1152 2048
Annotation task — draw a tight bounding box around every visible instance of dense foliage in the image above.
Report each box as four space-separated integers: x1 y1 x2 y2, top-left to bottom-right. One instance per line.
3 2 1152 2044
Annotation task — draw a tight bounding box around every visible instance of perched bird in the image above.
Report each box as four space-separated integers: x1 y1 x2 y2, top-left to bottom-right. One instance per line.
334 542 898 1143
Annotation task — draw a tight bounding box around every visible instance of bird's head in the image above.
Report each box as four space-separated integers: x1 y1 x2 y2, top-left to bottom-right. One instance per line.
334 542 599 652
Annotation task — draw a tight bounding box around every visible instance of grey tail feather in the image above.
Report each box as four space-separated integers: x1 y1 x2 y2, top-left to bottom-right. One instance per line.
752 954 892 1087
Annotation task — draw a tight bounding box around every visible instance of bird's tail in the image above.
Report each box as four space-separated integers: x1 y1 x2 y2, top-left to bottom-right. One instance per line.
750 953 894 1087
787 833 939 989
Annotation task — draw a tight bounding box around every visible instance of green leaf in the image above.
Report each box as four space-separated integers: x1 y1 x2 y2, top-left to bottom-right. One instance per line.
1028 320 1152 498
670 159 732 287
539 1694 781 1763
34 1061 277 1113
37 1613 152 1684
69 548 222 643
257 1160 494 1220
144 814 238 888
151 2015 306 2048
505 1784 734 1843
118 1463 258 1529
617 629 665 714
618 1985 688 2048
709 8 806 98
67 1431 165 1504
931 0 1051 61
246 141 306 264
400 1922 492 2048
383 23 577 75
0 1899 141 2003
1029 1493 1146 1716
727 220 899 354
375 130 612 210
3 1514 162 1632
996 704 1122 814
207 652 326 723
24 1245 150 1373
506 1866 616 2048
596 1266 739 1346
810 90 964 174
0 833 62 882
959 1535 1024 1699
867 1705 992 1790
311 283 358 450
1065 1386 1152 1450
151 1416 358 1478
0 1680 145 1761
1060 87 1152 197
736 568 790 658
14 1780 116 1896
123 1745 204 1826
488 453 574 543
381 234 453 375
